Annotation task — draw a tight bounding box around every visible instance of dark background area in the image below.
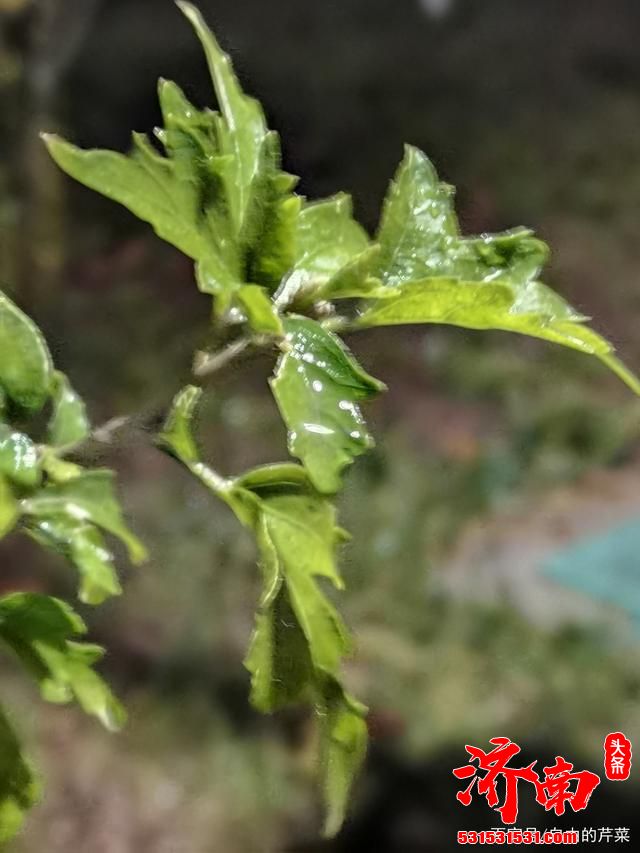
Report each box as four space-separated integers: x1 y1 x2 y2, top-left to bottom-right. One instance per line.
1 1 640 850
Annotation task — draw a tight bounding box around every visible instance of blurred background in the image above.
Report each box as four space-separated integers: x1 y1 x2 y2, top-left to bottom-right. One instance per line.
2 0 640 850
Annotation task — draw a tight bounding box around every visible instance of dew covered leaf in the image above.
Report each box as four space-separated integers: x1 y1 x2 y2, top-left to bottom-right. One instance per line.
276 195 378 307
361 145 640 394
375 145 548 287
44 3 299 314
317 245 387 302
270 316 385 493
20 469 147 564
177 0 270 237
0 424 41 489
25 515 121 605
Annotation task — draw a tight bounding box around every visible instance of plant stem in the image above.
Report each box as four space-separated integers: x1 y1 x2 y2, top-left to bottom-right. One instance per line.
192 336 251 377
60 333 259 456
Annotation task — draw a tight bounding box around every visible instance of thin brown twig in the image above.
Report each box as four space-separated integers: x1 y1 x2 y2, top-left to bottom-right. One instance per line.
58 333 262 457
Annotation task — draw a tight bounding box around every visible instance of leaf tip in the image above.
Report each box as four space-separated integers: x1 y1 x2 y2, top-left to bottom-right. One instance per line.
129 537 149 566
40 132 62 154
175 0 207 33
174 0 195 16
100 699 127 733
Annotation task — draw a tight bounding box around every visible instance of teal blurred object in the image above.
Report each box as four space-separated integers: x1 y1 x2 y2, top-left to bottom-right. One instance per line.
543 518 640 634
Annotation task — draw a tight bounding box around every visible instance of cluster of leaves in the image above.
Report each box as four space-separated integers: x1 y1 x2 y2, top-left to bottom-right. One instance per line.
0 292 145 840
0 0 634 841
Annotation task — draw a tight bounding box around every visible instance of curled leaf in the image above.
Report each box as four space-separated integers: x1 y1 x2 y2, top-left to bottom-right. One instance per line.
158 394 367 832
48 371 90 448
319 680 368 838
21 470 147 565
0 593 125 730
271 317 385 493
26 515 122 605
361 146 640 394
275 195 374 307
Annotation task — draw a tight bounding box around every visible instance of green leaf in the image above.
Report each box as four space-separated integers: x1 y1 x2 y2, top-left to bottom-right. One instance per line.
244 587 314 712
247 193 301 290
376 144 460 284
237 285 284 335
270 317 385 493
25 515 121 605
155 77 241 294
240 468 364 833
0 593 125 730
177 1 269 237
165 3 299 299
45 6 299 314
239 465 363 831
358 277 514 326
248 476 350 668
0 291 53 412
0 706 39 844
318 245 387 302
376 146 553 287
365 146 640 394
43 129 240 299
0 474 18 539
0 424 41 489
44 133 183 251
319 681 368 838
357 278 640 394
160 398 353 677
276 195 373 307
158 392 365 834
158 385 202 465
47 371 90 448
158 386 236 515
21 469 147 564
43 127 213 268
44 74 246 306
